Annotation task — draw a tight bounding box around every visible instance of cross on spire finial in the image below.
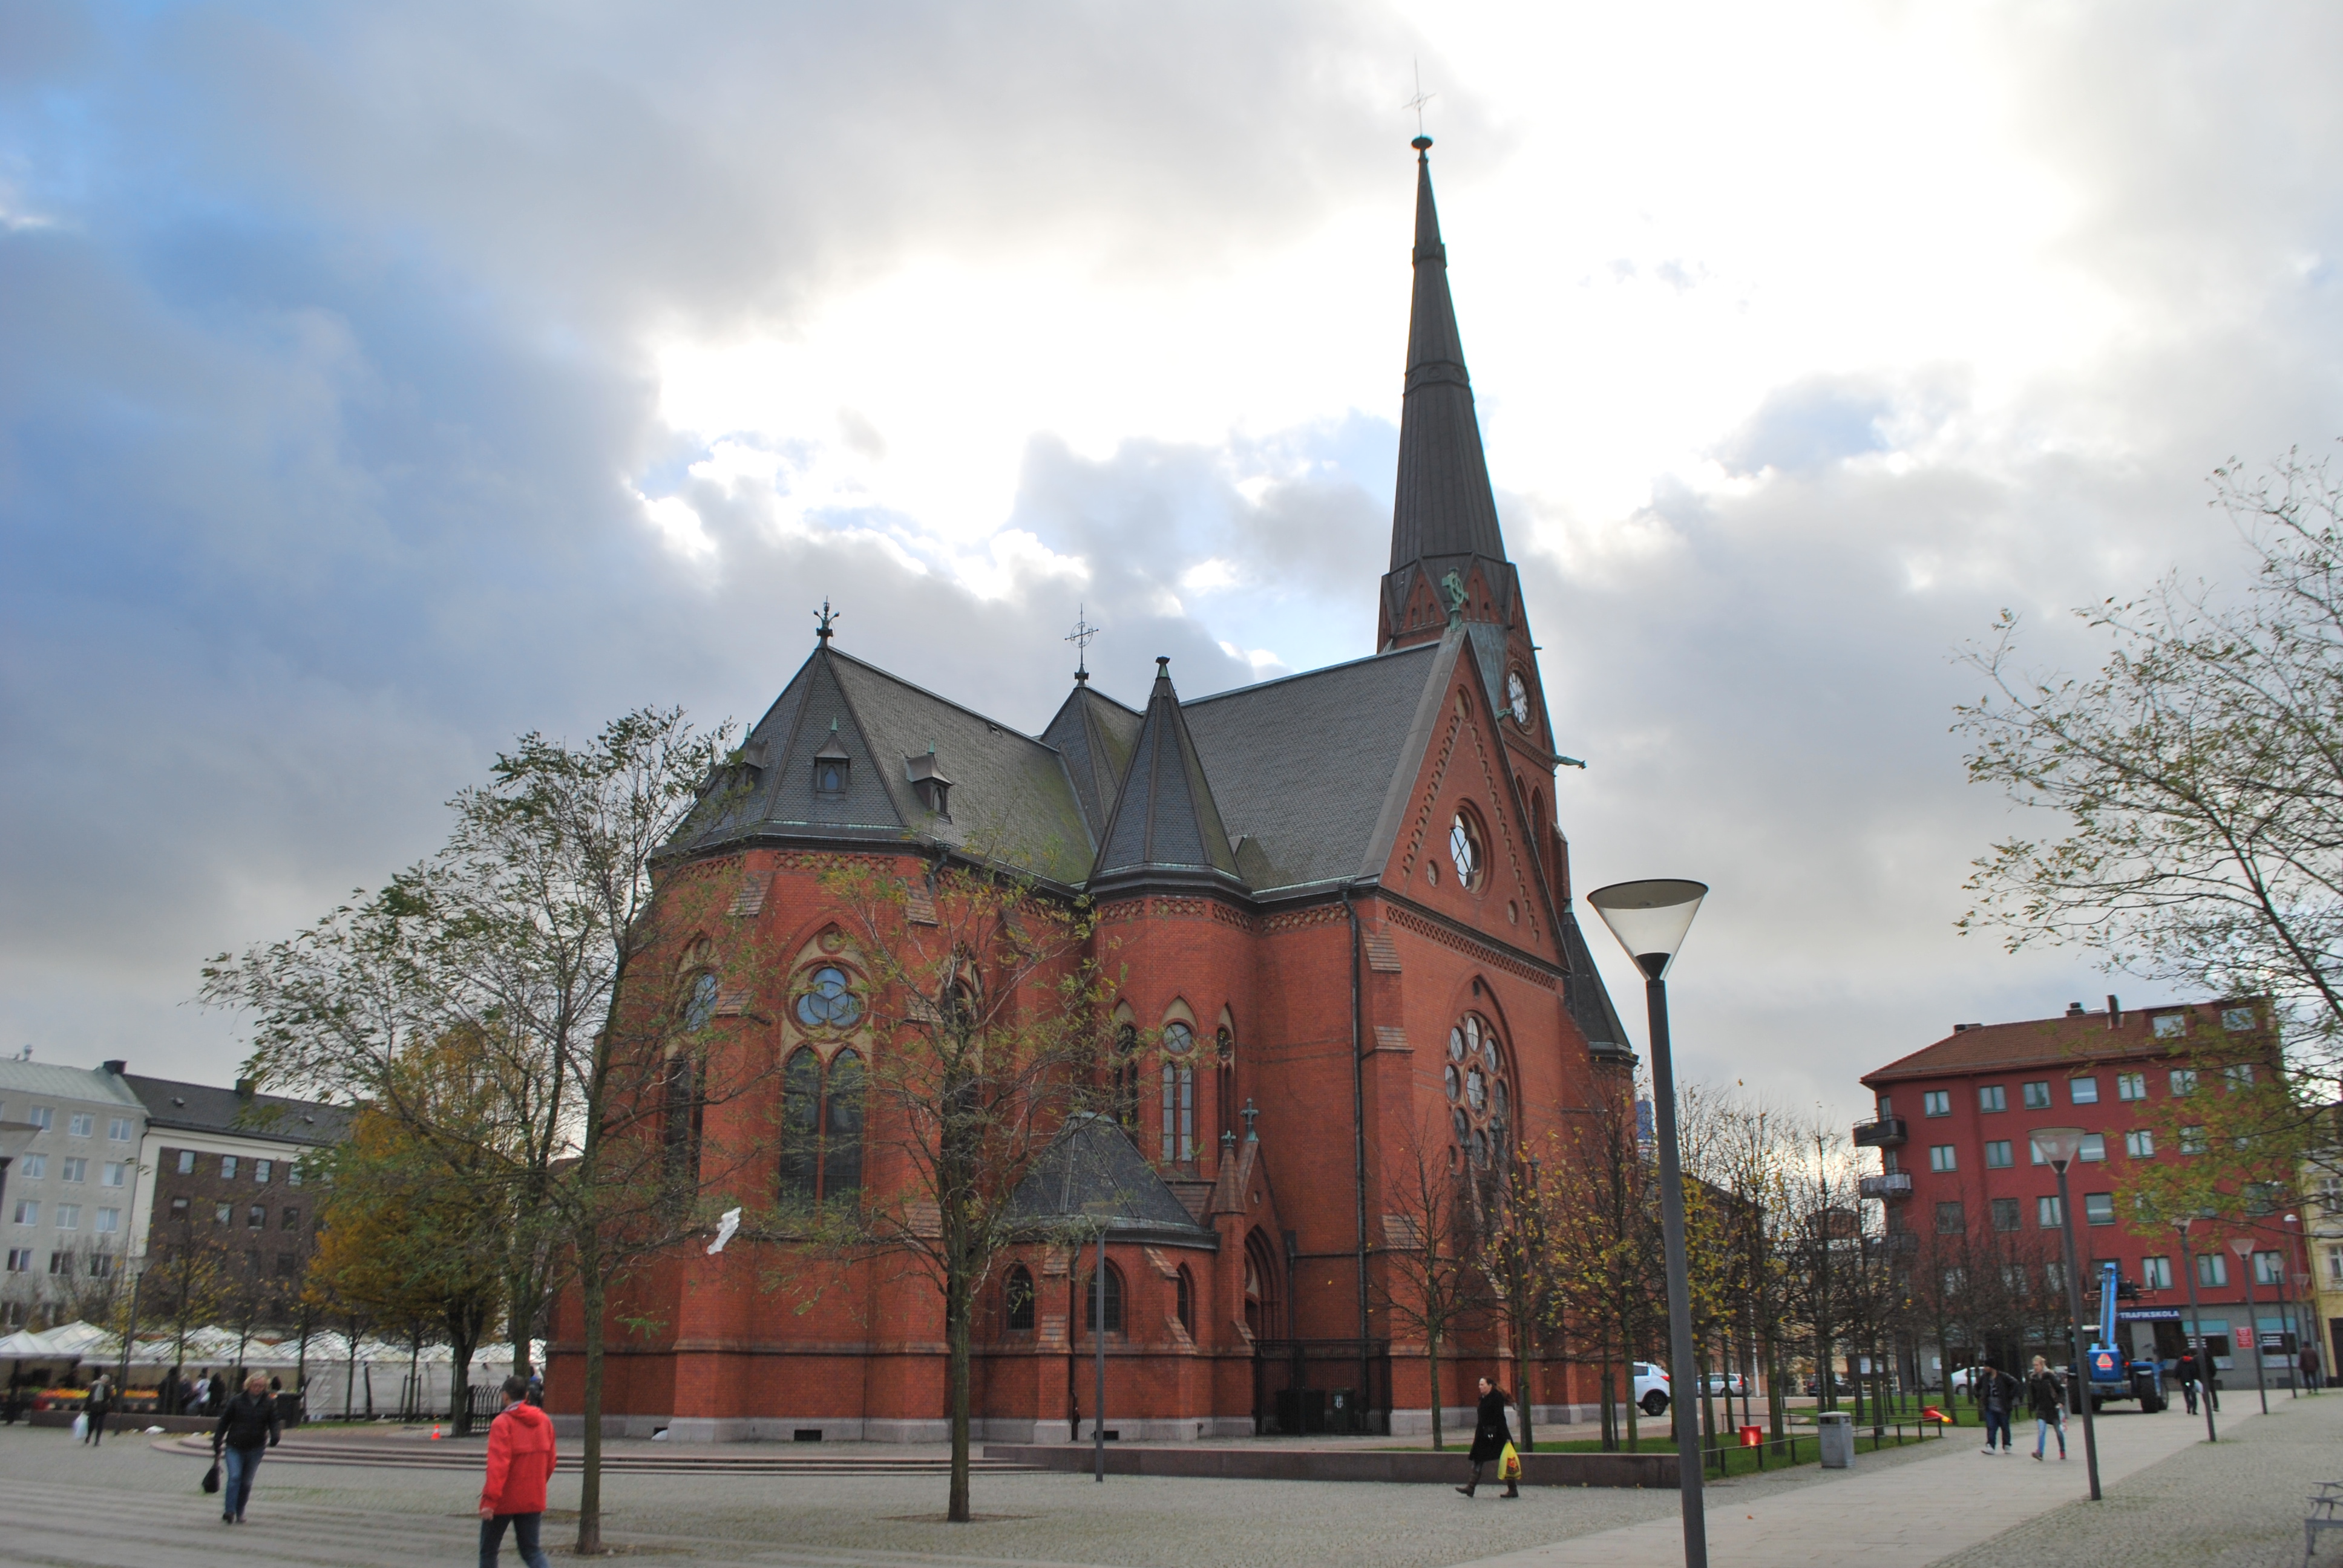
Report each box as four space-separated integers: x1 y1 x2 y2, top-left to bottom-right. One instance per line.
1241 1099 1260 1142
1404 59 1435 143
1065 602 1101 684
815 598 839 644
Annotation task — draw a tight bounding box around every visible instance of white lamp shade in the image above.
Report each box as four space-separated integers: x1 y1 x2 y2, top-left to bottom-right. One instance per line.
1587 880 1709 978
2030 1126 2086 1169
2229 1236 2257 1259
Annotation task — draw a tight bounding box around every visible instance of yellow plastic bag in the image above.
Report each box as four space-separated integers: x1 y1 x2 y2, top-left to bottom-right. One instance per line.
1499 1441 1521 1481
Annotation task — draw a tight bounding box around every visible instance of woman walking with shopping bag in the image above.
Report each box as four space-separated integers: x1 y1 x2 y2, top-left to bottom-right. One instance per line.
1455 1377 1521 1499
2025 1356 2066 1461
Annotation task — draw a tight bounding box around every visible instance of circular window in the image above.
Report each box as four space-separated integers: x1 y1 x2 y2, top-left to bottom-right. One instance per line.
1162 1021 1194 1056
1446 1011 1509 1168
1507 670 1530 728
795 965 862 1029
1449 811 1484 890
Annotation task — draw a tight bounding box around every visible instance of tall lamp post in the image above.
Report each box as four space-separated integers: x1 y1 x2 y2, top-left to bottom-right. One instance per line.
2030 1127 2102 1501
2276 1216 2299 1400
2232 1236 2269 1414
1588 878 1710 1568
2174 1216 2218 1442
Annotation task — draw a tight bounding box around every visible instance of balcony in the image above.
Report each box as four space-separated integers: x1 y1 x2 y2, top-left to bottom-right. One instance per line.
1852 1116 1908 1148
1859 1172 1914 1200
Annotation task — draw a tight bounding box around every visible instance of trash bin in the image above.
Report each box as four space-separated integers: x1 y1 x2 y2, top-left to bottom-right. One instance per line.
1816 1410 1854 1469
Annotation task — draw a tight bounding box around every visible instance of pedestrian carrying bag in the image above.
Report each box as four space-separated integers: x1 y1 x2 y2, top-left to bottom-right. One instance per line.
1499 1441 1521 1481
201 1460 220 1494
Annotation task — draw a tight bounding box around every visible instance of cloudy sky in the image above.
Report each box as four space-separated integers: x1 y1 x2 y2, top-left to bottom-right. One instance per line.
5 2 2341 1123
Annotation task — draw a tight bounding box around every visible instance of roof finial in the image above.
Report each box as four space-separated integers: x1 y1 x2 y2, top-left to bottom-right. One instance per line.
815 598 839 644
1066 603 1101 684
1405 59 1435 149
1155 655 1171 678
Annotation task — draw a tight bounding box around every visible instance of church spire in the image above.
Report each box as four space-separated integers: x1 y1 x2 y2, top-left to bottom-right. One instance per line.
1389 136 1506 572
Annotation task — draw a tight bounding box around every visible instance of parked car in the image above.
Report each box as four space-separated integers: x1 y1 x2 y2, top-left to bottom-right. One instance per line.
1702 1373 1751 1397
1801 1373 1855 1397
1633 1361 1671 1415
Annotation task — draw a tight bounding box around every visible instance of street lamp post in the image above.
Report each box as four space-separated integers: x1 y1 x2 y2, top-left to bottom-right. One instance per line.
2031 1128 2102 1502
2232 1236 2269 1415
2175 1217 2217 1442
1588 879 1711 1568
2276 1217 2299 1400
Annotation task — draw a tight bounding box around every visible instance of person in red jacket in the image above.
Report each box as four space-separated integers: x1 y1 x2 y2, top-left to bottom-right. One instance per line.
479 1375 557 1568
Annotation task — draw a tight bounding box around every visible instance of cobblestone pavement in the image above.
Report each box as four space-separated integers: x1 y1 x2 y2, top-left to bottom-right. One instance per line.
0 1419 1959 1568
1935 1390 2343 1568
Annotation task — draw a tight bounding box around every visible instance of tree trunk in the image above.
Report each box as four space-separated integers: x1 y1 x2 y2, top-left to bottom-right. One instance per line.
946 1261 972 1523
1427 1332 1444 1451
576 1260 608 1555
1515 1313 1534 1452
447 1301 482 1437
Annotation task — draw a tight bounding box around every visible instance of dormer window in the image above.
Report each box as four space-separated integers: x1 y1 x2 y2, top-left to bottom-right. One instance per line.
905 750 952 818
813 731 851 797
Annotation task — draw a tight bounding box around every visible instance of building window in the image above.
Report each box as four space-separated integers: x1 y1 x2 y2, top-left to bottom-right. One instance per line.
1444 1013 1510 1169
2244 1182 2281 1217
1449 809 1486 890
94 1208 118 1234
2253 1250 2284 1285
1161 1060 1194 1163
59 1157 85 1183
254 1159 274 1183
175 1150 195 1175
1985 1140 2013 1169
55 1204 78 1230
102 1162 125 1187
813 743 850 797
2224 1063 2256 1092
2153 1013 2188 1039
282 1206 300 1230
2116 1073 2146 1101
1922 1091 1950 1117
680 970 719 1033
214 1203 232 1226
1003 1264 1035 1331
1935 1201 1965 1235
2125 1129 2156 1158
1941 1267 1965 1295
1991 1198 2021 1232
2327 1246 2343 1288
106 1117 132 1142
88 1253 112 1278
10 1201 34 1226
2 1249 26 1273
1929 1145 1956 1172
2197 1253 2229 1288
220 1155 238 1180
2179 1125 2207 1155
1979 1085 2007 1113
275 1253 297 1278
2223 1007 2257 1032
67 1113 93 1137
2079 1134 2106 1162
1175 1266 1194 1334
246 1205 265 1230
48 1252 68 1275
2143 1255 2174 1290
2039 1195 2063 1228
2022 1081 2051 1109
2083 1193 2115 1226
2069 1076 2099 1105
1081 1264 1126 1334
25 1108 51 1131
778 1047 865 1206
168 1197 189 1221
18 1154 42 1180
1111 1024 1141 1131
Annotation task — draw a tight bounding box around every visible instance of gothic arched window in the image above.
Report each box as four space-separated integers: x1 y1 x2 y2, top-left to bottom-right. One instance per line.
779 1046 864 1207
1160 1021 1194 1164
1003 1263 1036 1331
1112 1023 1140 1131
682 971 719 1032
1081 1262 1126 1334
1175 1265 1194 1334
1443 1011 1511 1169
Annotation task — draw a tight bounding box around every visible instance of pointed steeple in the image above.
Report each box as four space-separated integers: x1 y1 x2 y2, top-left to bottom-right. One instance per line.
1091 658 1243 888
1390 137 1506 571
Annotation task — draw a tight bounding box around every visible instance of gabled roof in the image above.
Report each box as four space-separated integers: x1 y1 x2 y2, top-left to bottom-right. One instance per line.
1860 999 2264 1086
1092 659 1244 890
0 1060 145 1110
1007 1112 1217 1247
1039 684 1143 846
123 1074 350 1148
1182 638 1451 897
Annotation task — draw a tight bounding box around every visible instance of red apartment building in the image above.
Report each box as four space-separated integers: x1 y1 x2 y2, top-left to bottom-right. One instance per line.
1857 997 2309 1389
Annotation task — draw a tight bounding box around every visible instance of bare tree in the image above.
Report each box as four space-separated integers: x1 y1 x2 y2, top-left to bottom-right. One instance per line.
1375 1109 1491 1452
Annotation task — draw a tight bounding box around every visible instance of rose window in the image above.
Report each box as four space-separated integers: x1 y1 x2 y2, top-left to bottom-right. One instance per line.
794 965 862 1030
1444 1012 1510 1168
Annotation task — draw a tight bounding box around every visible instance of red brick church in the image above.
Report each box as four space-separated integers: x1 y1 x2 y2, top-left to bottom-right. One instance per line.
557 139 1634 1442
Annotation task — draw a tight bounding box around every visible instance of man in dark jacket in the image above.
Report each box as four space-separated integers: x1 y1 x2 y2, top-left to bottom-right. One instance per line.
1455 1377 1519 1499
82 1373 113 1445
2175 1349 2201 1414
212 1373 281 1524
1978 1362 2017 1453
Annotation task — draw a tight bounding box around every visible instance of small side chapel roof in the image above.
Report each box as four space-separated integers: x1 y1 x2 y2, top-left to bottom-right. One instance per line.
1090 659 1244 889
1008 1112 1217 1247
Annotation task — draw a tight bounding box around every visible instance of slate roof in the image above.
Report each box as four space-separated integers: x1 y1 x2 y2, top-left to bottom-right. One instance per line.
1007 1112 1217 1247
1091 660 1244 890
1860 1000 2259 1086
1389 143 1506 570
1182 639 1450 897
1558 910 1634 1061
1040 684 1143 848
123 1074 350 1148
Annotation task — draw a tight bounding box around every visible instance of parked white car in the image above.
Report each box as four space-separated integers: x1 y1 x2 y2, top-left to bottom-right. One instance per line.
1702 1373 1751 1398
1633 1361 1671 1415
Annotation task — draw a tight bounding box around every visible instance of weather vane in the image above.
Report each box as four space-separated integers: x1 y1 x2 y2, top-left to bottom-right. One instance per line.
1065 603 1101 684
815 598 839 644
1404 59 1435 139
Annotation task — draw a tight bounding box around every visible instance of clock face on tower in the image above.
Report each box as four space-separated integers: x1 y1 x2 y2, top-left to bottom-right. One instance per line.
1506 670 1530 727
